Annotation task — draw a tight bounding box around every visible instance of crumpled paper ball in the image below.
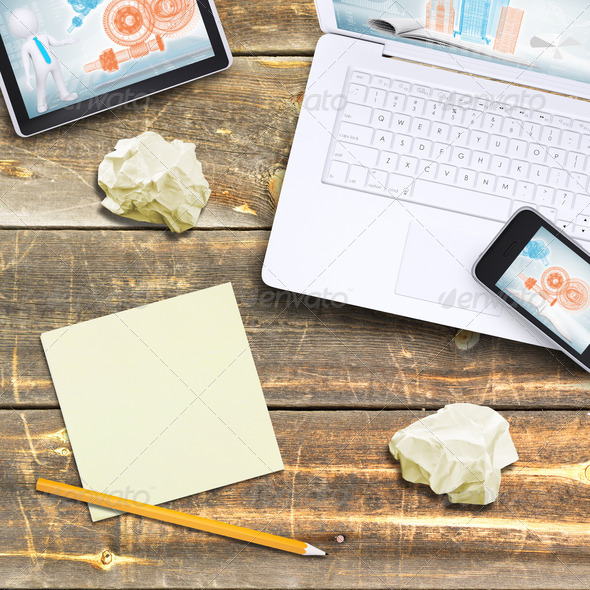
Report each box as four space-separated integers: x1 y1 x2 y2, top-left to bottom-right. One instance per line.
389 403 518 505
98 131 211 233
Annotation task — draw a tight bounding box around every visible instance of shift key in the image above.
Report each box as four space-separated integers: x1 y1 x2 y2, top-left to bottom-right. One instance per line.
332 141 378 167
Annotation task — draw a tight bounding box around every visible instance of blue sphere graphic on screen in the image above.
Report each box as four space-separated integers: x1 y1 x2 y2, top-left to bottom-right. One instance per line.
522 240 550 266
67 0 104 33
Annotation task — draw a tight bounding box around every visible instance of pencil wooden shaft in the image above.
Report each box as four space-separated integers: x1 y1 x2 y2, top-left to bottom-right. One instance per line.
36 478 306 555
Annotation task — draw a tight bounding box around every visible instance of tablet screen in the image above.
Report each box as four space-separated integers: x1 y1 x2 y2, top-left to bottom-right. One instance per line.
0 1 215 119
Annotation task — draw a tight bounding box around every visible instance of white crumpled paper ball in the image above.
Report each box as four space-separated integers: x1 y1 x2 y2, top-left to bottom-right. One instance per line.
389 403 518 505
98 131 211 233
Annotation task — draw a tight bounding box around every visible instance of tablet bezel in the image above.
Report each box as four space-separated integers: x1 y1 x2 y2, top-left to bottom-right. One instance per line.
0 0 232 136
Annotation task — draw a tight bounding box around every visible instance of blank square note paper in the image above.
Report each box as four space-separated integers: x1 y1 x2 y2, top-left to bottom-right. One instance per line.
41 283 284 521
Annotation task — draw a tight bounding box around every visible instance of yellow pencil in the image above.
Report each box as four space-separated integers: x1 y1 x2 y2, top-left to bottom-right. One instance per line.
36 478 326 556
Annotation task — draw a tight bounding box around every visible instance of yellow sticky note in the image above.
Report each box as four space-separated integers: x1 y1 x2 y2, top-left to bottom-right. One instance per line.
42 283 283 521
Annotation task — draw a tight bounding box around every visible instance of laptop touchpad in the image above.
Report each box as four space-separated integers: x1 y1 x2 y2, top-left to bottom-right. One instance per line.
395 220 502 317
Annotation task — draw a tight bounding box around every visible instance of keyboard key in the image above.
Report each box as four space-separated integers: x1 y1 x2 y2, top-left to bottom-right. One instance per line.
378 151 398 173
449 147 470 166
431 122 450 141
483 113 501 132
527 144 547 163
391 80 411 93
412 84 431 97
387 174 414 198
580 134 590 151
534 185 555 206
555 115 572 128
515 181 534 200
407 97 425 115
560 130 580 150
530 164 549 183
338 122 373 144
409 180 511 221
417 160 437 180
539 206 557 221
489 135 508 153
549 168 570 189
566 152 585 171
392 134 413 153
399 155 419 175
372 109 391 127
410 118 431 137
385 92 406 111
470 131 488 149
501 117 522 138
509 159 529 179
346 165 367 187
533 111 552 124
373 129 393 148
541 127 561 144
568 173 588 192
522 122 542 140
576 214 590 228
556 218 573 232
327 160 348 183
496 177 515 197
348 84 367 103
441 106 463 125
351 71 371 84
573 225 590 240
415 139 432 157
372 75 390 90
391 114 411 132
450 127 470 147
457 168 476 188
425 100 444 119
507 139 527 158
342 103 372 125
491 155 510 174
437 164 457 183
367 88 386 107
332 142 378 167
547 147 566 164
555 190 575 210
366 169 388 193
472 151 490 170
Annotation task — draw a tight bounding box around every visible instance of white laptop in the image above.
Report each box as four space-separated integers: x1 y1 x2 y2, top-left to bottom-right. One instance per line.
263 0 590 347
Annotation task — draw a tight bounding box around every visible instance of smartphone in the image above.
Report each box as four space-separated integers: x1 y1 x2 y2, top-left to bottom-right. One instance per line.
474 208 590 372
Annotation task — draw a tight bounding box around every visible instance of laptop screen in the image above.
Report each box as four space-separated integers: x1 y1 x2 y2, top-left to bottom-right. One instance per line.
331 0 590 86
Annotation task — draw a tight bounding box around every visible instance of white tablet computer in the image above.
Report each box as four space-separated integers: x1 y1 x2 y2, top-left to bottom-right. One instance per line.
0 0 232 136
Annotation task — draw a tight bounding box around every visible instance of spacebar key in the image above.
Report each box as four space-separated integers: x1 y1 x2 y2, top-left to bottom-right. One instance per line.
408 179 512 222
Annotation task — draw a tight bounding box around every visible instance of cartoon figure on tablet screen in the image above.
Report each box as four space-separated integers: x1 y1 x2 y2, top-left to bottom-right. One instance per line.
9 7 79 113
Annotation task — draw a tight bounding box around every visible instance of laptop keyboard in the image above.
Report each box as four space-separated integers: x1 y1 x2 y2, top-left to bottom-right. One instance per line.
322 67 590 240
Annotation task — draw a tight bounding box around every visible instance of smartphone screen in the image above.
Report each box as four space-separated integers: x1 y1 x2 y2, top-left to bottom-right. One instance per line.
474 208 590 370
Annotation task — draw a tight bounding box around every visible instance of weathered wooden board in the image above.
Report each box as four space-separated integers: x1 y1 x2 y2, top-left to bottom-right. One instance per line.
0 57 311 229
0 230 588 410
2 410 590 589
216 0 321 55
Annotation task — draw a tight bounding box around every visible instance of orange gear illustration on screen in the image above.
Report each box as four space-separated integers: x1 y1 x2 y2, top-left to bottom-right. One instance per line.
541 267 569 294
558 279 589 311
152 0 197 36
85 0 200 73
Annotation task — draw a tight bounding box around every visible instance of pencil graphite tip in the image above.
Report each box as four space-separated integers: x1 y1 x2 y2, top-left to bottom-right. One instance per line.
304 543 327 556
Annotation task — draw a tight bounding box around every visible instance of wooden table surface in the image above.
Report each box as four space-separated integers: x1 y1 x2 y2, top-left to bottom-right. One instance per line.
2 1 590 588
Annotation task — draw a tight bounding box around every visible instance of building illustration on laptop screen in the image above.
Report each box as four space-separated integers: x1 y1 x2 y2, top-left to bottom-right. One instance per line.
332 0 590 84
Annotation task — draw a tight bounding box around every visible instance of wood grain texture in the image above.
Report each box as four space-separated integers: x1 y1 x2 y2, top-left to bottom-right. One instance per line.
2 410 590 589
0 230 588 410
0 57 311 229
